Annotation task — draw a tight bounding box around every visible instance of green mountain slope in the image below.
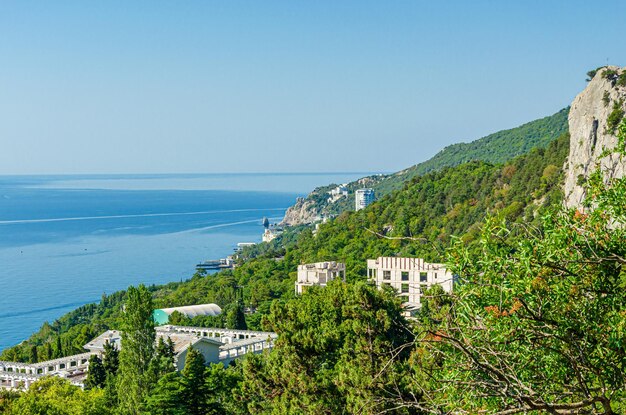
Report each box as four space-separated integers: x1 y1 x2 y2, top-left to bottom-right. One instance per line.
283 108 569 222
403 107 569 177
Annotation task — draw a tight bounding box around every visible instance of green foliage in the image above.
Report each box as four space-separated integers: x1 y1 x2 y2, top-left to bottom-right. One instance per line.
604 90 611 107
399 108 569 178
143 372 186 415
5 377 113 415
607 99 625 134
117 285 156 415
618 71 626 87
84 355 106 390
241 281 415 414
225 300 248 330
181 346 209 415
147 337 176 381
587 66 604 81
102 340 119 377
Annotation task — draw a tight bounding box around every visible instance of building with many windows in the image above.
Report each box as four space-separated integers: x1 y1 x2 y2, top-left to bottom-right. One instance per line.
355 188 375 211
367 257 453 311
295 261 346 294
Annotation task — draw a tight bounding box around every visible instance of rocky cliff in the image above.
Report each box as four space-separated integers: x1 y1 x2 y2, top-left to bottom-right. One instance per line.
564 66 626 208
281 197 322 226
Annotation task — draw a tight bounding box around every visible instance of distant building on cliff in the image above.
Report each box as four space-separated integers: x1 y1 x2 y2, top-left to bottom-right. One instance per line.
295 261 346 294
367 257 453 311
262 227 282 243
328 184 349 203
355 188 375 211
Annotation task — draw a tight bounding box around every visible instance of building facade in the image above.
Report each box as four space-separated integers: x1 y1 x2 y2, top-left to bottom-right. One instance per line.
355 188 375 211
295 261 346 294
367 257 453 310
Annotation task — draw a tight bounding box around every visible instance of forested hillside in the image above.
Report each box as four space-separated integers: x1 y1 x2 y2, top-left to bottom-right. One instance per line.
282 107 569 223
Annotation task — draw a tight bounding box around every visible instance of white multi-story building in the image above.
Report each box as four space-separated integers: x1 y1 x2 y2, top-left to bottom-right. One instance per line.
367 257 453 310
295 261 346 294
355 188 375 211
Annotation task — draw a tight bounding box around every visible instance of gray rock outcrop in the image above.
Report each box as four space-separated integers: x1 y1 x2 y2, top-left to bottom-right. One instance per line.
563 66 626 208
281 197 321 226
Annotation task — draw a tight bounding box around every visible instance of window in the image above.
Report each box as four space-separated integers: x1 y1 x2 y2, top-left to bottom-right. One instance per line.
420 272 428 282
383 270 391 280
401 271 409 281
401 283 409 293
433 272 437 280
399 295 409 303
420 284 428 294
382 282 391 288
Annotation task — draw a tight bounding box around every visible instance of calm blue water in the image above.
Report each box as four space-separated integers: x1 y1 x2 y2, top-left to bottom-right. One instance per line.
0 173 367 351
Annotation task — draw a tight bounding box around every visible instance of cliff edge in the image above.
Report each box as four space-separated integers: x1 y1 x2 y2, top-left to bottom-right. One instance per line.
564 66 626 208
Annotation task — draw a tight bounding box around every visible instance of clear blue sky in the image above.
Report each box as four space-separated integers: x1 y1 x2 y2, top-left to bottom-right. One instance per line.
1 0 625 175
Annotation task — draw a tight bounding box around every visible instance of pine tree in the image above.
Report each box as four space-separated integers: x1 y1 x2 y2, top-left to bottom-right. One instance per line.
55 336 63 359
102 340 119 376
44 342 53 361
84 355 106 390
226 300 247 330
181 346 208 415
143 372 185 415
28 345 38 363
147 336 177 383
116 285 155 415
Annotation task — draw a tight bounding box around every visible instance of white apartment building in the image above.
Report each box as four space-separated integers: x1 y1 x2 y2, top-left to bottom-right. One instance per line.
367 257 453 310
355 188 375 211
295 261 346 295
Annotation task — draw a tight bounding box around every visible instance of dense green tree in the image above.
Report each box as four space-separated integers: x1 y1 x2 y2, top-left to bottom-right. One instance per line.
242 281 415 414
6 377 112 415
147 337 176 381
167 310 191 326
28 345 37 364
103 340 119 376
43 342 53 361
181 346 209 415
117 284 156 415
84 355 106 390
143 372 186 415
226 300 248 330
206 363 246 415
55 336 63 359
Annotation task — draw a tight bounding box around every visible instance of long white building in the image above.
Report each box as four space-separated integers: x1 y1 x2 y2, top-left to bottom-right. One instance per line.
367 257 453 310
295 261 346 294
0 325 276 390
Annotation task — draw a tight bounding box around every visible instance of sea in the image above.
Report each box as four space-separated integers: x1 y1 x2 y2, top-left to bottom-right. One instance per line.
0 173 367 352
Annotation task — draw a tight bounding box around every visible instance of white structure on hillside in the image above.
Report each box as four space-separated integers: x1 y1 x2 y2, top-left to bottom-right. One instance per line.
328 185 349 203
355 188 375 211
367 257 453 311
85 325 277 371
262 225 283 243
0 325 277 391
295 261 346 294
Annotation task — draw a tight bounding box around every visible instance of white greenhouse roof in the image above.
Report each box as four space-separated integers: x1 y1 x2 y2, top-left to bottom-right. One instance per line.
159 303 222 318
